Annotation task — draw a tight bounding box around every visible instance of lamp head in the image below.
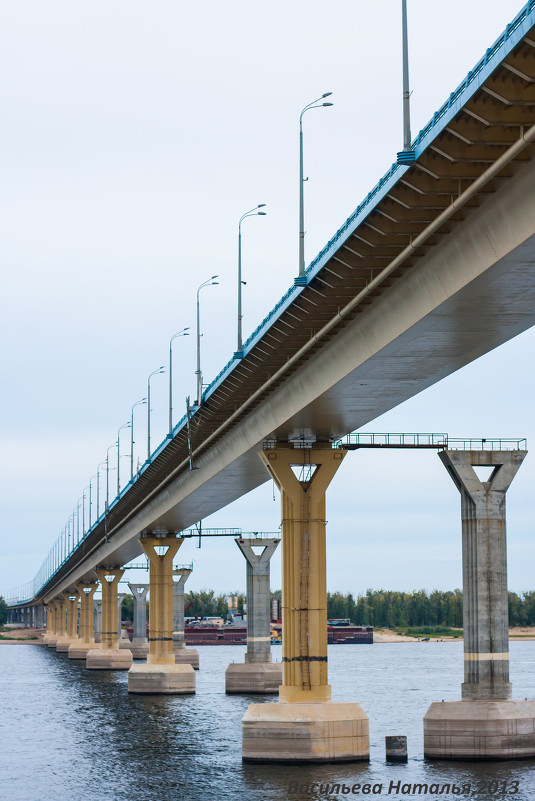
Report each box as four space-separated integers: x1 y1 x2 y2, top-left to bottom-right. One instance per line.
257 211 267 216
322 92 332 98
322 102 333 107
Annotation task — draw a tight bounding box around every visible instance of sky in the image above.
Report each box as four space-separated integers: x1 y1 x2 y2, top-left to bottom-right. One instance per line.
1 0 534 601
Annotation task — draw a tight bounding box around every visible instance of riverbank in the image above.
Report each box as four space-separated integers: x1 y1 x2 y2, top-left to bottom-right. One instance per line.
374 627 535 642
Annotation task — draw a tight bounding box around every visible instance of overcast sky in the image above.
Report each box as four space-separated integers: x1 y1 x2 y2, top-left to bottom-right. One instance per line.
1 0 534 601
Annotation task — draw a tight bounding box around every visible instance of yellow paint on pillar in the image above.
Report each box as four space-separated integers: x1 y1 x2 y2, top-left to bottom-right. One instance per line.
95 568 124 650
259 446 345 704
140 534 183 665
76 582 98 644
66 593 80 640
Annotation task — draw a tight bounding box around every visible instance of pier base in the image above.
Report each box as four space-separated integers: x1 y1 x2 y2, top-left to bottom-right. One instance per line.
47 637 59 648
55 636 75 653
128 663 195 694
174 646 200 669
86 647 133 670
122 639 149 659
424 699 535 760
68 641 95 660
242 702 369 763
226 662 282 694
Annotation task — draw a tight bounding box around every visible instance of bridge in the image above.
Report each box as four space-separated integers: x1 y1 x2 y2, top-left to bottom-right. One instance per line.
4 0 535 765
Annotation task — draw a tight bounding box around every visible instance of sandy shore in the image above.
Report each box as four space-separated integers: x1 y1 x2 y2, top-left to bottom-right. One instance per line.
0 628 44 644
373 627 535 642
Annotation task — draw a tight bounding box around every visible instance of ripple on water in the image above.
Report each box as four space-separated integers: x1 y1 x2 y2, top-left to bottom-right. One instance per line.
1 642 535 801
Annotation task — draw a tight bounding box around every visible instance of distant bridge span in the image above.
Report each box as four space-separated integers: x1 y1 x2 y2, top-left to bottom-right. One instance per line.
9 3 535 606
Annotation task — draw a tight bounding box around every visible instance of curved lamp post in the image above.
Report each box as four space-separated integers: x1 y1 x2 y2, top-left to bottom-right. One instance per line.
105 442 116 511
147 367 165 460
131 397 147 479
397 0 415 165
235 206 266 358
169 328 189 434
297 92 333 283
196 277 218 405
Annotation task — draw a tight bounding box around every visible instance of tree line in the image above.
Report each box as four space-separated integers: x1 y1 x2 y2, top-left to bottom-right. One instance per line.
3 589 535 629
326 589 535 629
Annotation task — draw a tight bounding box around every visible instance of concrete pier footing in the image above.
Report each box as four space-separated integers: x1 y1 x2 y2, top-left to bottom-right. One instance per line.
424 449 535 760
86 647 133 670
424 700 535 760
128 663 195 694
173 646 200 669
226 662 282 694
242 702 369 763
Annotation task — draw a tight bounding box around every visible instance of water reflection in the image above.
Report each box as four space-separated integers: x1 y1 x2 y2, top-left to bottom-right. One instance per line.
1 642 535 801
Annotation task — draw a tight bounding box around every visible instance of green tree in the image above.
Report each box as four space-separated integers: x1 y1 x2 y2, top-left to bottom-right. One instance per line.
0 596 7 626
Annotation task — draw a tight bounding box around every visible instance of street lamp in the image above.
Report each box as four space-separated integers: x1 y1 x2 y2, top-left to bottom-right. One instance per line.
106 442 116 510
96 461 106 519
196 276 218 405
236 206 266 358
148 367 165 460
297 92 333 283
117 421 131 495
131 398 147 479
397 0 415 165
169 328 189 434
89 474 97 529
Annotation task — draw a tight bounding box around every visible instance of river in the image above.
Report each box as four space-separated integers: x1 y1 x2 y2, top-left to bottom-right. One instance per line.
2 641 535 801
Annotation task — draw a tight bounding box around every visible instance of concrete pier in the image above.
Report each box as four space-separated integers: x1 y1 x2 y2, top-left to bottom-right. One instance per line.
172 568 199 670
226 537 281 693
49 595 66 649
242 446 369 763
128 534 195 694
42 603 54 644
93 599 102 643
424 449 535 760
86 569 132 670
126 583 150 659
57 592 79 652
69 582 98 659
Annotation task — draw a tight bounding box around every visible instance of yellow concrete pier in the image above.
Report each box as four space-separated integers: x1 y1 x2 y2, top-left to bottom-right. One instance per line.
86 569 132 670
69 582 98 659
128 534 195 694
242 446 369 762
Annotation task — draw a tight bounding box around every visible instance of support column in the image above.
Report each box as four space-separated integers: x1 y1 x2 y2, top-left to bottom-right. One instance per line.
93 599 102 643
128 533 195 694
424 449 535 759
42 603 54 644
226 537 281 693
69 582 98 659
50 595 67 649
126 583 149 659
172 568 199 669
86 568 132 670
242 446 369 763
117 591 127 640
57 592 80 651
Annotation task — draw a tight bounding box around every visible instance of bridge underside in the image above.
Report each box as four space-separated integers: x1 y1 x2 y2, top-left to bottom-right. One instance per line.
36 20 535 601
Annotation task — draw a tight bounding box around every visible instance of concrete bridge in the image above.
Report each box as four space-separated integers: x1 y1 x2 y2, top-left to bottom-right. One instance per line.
4 1 535 764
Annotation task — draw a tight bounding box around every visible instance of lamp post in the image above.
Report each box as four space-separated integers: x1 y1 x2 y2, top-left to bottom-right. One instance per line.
196 276 218 405
169 329 189 434
148 367 165 460
76 499 81 544
297 92 333 283
106 442 116 510
236 206 266 357
117 422 131 495
131 398 147 479
89 474 98 529
96 461 106 519
397 0 415 165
